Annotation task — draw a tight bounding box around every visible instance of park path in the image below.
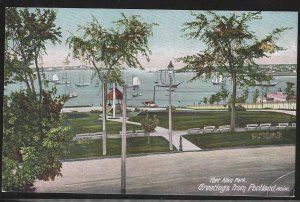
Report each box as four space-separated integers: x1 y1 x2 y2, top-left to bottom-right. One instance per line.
106 116 201 151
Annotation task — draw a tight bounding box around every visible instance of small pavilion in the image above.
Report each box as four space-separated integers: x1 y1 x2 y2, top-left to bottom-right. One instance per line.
107 88 123 105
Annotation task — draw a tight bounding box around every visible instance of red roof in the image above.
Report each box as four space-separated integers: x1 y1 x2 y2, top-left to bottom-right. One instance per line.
107 88 123 100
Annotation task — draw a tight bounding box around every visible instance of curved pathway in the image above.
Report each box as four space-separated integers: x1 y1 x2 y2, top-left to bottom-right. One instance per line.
107 116 201 151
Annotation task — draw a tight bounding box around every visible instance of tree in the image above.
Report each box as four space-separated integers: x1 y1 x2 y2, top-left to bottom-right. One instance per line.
285 81 295 110
3 90 71 191
3 8 71 191
5 8 62 102
67 14 157 155
203 97 208 106
140 114 159 144
253 89 260 104
178 11 290 131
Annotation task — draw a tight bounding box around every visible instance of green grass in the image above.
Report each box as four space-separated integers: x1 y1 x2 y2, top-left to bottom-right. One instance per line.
128 110 296 130
63 136 175 159
63 112 142 134
183 129 296 149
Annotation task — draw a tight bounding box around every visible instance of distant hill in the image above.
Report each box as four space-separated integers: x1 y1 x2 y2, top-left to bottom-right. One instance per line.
175 64 297 73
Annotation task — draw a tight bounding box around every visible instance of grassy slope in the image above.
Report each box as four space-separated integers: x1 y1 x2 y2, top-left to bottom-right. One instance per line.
64 136 174 159
64 112 142 134
184 129 296 149
129 111 296 130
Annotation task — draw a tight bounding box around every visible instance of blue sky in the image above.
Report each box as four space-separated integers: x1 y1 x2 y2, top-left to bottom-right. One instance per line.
40 8 298 69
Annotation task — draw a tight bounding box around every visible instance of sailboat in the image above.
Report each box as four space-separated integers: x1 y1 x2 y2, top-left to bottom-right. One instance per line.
155 63 183 88
131 76 142 97
52 74 59 83
44 73 59 83
65 77 78 99
211 75 224 85
76 72 90 87
56 71 70 85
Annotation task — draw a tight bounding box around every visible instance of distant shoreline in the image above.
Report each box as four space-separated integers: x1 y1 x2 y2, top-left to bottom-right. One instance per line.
35 66 297 76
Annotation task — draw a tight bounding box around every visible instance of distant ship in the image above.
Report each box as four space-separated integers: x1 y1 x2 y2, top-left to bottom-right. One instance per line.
69 92 78 98
75 75 89 87
211 75 224 85
155 61 183 88
131 76 142 97
253 81 279 87
143 100 158 107
44 74 59 83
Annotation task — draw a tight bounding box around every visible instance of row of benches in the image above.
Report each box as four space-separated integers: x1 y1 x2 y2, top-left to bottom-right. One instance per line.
187 123 296 134
72 130 146 141
72 132 102 141
187 125 230 134
245 122 296 130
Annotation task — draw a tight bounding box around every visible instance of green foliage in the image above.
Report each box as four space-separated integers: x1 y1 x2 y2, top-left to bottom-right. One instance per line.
67 14 157 83
177 11 290 129
3 90 71 191
5 8 62 101
285 82 295 101
235 88 249 103
67 13 157 153
140 114 159 133
252 89 260 104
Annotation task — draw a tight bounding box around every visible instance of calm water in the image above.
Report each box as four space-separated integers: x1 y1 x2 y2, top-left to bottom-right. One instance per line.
5 68 297 107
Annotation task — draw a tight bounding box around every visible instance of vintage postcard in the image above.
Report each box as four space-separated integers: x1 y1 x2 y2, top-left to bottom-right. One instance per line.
2 4 298 199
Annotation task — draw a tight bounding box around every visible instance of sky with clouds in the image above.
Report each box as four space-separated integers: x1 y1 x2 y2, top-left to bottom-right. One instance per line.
38 8 298 70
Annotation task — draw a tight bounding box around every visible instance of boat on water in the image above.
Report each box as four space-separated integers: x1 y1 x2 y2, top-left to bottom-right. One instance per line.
211 75 224 85
131 76 142 97
253 81 279 87
76 69 90 87
155 61 183 88
56 81 71 85
143 100 158 107
44 74 59 83
56 71 71 85
155 81 182 88
69 92 78 98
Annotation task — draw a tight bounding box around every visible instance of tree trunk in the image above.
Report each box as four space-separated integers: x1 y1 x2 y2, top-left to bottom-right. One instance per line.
27 72 36 95
231 74 237 132
102 80 107 155
34 49 43 103
147 132 150 144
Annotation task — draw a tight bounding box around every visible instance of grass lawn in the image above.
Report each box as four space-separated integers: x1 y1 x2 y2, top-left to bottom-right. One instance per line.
128 110 296 130
183 129 296 149
63 112 142 134
63 136 175 159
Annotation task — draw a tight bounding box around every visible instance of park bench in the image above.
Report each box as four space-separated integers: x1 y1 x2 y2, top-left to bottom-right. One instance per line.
203 126 216 133
187 128 202 134
276 123 289 129
245 124 258 130
119 130 145 137
259 123 271 130
217 125 231 132
72 132 102 141
292 123 296 128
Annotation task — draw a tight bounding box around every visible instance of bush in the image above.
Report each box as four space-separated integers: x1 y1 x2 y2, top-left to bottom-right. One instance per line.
228 105 246 111
134 107 140 112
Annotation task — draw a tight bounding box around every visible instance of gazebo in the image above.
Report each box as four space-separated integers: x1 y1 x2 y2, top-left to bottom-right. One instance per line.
107 88 123 105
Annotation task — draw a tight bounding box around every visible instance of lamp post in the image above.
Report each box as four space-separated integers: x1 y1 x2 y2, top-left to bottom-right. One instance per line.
121 83 139 193
167 61 174 151
121 84 127 193
113 83 116 118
